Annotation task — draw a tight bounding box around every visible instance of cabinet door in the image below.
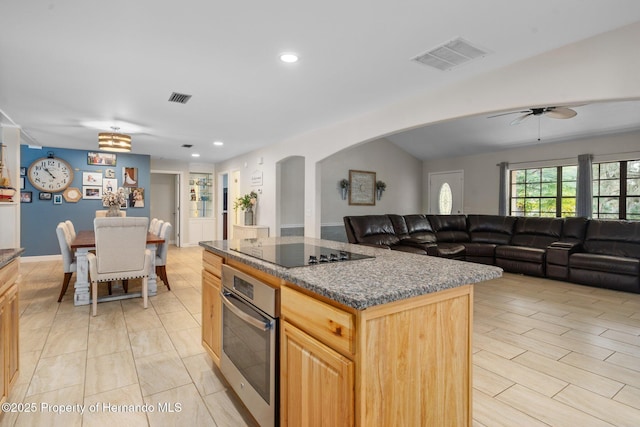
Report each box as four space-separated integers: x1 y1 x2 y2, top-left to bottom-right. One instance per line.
281 321 354 427
6 285 19 388
201 270 221 364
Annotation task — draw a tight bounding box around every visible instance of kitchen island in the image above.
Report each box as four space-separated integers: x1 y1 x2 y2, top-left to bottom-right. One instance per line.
200 237 502 426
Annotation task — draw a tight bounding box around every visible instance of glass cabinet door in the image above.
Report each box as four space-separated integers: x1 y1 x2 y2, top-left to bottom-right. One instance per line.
189 172 213 218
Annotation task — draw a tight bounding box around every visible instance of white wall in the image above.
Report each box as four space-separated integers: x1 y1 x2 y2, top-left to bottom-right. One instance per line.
279 156 305 228
213 22 640 237
422 130 640 214
320 138 422 224
150 173 176 241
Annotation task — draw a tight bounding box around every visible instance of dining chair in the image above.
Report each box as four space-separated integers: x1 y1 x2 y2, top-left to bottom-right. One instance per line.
152 219 164 235
64 220 77 241
87 217 151 316
149 218 158 233
96 210 126 217
155 222 172 290
55 222 77 302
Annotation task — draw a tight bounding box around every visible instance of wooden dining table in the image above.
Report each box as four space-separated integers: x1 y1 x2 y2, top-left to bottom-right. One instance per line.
70 230 165 306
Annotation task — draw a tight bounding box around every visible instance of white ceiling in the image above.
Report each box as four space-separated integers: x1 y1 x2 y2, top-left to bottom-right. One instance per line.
2 1 640 163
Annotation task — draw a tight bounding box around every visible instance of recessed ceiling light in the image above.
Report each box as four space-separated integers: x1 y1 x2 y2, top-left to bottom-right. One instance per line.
213 141 224 146
280 53 299 63
191 153 200 157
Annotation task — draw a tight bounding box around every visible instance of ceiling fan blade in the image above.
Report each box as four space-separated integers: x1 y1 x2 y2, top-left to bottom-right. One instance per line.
545 107 577 119
510 113 533 125
487 110 532 119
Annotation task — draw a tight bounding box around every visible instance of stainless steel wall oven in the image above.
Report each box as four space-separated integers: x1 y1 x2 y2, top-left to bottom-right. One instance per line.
220 264 279 427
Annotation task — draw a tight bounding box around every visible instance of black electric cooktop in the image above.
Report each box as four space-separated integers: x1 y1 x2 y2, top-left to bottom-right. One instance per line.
230 242 374 268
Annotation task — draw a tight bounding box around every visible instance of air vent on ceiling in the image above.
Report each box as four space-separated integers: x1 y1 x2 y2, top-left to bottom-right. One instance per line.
181 144 193 148
168 92 192 104
411 37 489 71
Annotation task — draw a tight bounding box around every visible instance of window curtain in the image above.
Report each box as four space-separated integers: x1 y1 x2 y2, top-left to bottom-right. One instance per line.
577 154 593 218
498 162 509 216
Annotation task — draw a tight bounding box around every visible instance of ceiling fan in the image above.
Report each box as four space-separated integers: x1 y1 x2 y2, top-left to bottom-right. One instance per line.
488 106 578 125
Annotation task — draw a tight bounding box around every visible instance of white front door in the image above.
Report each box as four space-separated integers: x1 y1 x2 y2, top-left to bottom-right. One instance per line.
428 171 464 214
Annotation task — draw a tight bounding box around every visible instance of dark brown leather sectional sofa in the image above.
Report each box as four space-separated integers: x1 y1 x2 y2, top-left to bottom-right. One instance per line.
344 214 640 293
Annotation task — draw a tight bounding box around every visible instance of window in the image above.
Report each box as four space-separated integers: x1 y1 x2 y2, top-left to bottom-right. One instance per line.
509 166 576 217
593 160 640 219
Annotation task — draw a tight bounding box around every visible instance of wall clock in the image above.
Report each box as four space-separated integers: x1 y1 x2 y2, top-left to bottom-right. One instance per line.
63 187 82 203
27 155 74 192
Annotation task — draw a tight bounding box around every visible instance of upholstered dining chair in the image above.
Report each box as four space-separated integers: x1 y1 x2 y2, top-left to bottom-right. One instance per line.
64 220 77 241
55 222 77 302
155 222 172 291
87 217 151 316
149 218 158 233
152 219 164 235
96 210 126 217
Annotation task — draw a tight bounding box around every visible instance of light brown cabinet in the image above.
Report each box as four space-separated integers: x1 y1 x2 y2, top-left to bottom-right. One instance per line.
281 320 354 427
201 251 223 366
281 283 473 427
0 259 19 404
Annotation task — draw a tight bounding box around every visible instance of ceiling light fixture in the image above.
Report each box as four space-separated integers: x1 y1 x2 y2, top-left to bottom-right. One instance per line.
98 127 132 152
192 153 200 157
279 53 299 63
213 141 224 146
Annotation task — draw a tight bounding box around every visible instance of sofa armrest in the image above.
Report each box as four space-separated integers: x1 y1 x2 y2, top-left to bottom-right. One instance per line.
546 241 583 266
548 241 583 251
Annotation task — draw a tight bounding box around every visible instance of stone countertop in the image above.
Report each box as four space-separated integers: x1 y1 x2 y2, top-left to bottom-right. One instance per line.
199 237 502 310
0 248 25 270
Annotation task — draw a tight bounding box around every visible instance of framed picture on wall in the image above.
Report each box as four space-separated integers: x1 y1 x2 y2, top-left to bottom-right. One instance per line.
123 167 138 187
349 170 376 206
83 186 102 200
20 191 32 203
104 168 116 179
88 152 117 166
20 167 26 176
83 171 103 186
103 178 117 194
53 194 63 205
39 192 52 201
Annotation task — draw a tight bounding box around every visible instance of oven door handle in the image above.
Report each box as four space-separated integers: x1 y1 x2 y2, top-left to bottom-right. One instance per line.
221 291 272 331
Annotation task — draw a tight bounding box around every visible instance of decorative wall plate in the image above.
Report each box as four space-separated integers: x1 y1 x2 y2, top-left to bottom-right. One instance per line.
63 187 82 203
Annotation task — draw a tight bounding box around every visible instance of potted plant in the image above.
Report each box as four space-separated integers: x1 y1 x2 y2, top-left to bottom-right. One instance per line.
234 191 258 225
376 180 386 200
339 179 349 200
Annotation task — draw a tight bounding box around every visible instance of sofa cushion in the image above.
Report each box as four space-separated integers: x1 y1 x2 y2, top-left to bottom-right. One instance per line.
347 215 400 247
510 217 563 249
426 215 470 242
562 217 588 242
467 215 516 245
387 214 409 238
495 245 546 263
463 242 497 258
403 214 437 243
570 253 639 276
426 243 466 259
583 220 640 259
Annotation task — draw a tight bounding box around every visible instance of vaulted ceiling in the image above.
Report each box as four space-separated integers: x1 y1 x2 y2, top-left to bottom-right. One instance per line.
2 1 640 163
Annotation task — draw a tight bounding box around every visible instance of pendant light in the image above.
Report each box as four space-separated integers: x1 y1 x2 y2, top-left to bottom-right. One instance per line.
98 127 132 152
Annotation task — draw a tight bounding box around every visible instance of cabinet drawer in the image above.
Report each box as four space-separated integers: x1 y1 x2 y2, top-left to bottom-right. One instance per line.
0 259 19 296
281 286 355 357
202 250 223 277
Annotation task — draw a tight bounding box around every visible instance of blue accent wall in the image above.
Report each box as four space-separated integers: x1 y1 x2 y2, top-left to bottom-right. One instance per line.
20 145 151 256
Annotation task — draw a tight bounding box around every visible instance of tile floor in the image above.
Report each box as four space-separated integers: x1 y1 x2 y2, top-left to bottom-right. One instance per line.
1 246 256 427
3 245 640 426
